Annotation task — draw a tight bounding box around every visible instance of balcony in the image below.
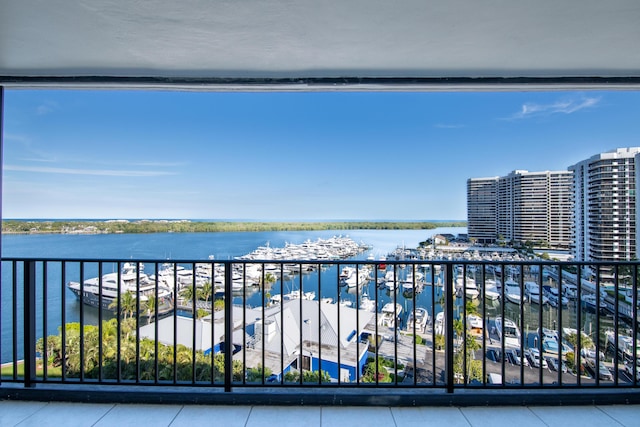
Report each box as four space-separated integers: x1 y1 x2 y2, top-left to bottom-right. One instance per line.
2 257 640 406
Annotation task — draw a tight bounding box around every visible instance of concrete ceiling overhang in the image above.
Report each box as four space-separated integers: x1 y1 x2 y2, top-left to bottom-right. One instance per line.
1 0 640 90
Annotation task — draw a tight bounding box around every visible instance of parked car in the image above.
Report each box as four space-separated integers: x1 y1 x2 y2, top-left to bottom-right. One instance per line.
514 348 530 367
526 348 548 369
487 372 503 385
486 349 501 362
546 357 568 373
581 347 605 361
505 349 519 366
598 363 613 381
505 349 529 366
624 359 640 381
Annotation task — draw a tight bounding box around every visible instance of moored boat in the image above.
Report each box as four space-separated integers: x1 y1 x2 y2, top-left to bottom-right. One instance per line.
494 316 521 348
504 279 525 305
67 262 173 316
406 307 429 332
466 314 484 332
379 302 402 328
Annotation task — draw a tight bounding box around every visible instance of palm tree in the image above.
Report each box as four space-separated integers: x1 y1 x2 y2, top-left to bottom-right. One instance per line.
144 292 156 325
198 281 213 306
180 285 195 302
108 291 137 320
465 300 480 316
263 272 277 286
565 331 595 350
179 285 197 314
453 318 464 344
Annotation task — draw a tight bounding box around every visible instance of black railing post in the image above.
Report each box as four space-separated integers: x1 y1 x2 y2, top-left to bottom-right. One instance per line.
445 262 454 393
224 261 233 392
23 260 36 388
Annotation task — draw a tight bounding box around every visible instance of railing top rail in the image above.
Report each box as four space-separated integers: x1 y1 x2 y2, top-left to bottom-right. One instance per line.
2 256 640 266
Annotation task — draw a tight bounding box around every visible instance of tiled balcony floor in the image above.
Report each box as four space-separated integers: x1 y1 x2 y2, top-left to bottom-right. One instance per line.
1 400 639 427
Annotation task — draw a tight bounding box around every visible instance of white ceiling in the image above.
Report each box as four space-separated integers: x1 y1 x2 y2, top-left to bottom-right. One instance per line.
1 0 640 89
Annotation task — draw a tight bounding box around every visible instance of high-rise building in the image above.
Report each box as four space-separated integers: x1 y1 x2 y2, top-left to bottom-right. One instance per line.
570 147 640 261
467 170 573 249
467 177 499 244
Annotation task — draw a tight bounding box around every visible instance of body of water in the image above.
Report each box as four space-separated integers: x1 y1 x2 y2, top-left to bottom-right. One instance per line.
1 227 464 363
2 226 609 367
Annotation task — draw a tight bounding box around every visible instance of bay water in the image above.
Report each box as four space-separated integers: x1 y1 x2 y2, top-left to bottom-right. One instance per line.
1 227 464 363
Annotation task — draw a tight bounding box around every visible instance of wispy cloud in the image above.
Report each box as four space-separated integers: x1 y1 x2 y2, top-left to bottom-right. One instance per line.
20 157 58 163
4 165 177 177
4 133 32 143
4 133 59 162
131 161 188 168
508 96 601 120
36 100 59 115
434 123 465 129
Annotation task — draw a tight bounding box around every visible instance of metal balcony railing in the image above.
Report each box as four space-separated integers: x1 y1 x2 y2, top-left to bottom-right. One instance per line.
1 258 639 400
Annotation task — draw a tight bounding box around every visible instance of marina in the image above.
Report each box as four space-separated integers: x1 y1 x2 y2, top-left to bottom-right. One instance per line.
3 228 640 386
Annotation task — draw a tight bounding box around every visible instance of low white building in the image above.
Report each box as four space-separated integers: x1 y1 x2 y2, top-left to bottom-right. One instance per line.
139 300 375 382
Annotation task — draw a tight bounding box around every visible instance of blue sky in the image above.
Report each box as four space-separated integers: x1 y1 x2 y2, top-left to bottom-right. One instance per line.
2 90 639 220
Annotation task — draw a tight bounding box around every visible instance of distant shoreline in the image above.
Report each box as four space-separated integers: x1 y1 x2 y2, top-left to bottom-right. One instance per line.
2 220 467 235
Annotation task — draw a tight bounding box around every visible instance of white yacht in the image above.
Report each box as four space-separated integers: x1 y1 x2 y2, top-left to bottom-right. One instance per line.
343 266 371 288
483 279 501 300
456 276 479 300
282 289 316 301
401 270 423 292
434 311 445 335
504 279 525 305
467 314 484 331
378 302 402 328
359 288 376 312
406 307 429 332
525 281 549 305
68 262 173 316
384 269 398 291
494 317 521 348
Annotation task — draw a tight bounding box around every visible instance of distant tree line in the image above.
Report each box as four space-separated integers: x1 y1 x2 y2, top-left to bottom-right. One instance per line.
2 220 467 235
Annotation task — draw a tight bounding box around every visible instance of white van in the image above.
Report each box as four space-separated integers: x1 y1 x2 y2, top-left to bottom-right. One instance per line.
488 373 503 385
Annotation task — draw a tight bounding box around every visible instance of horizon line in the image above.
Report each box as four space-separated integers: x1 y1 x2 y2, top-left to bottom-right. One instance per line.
2 218 468 223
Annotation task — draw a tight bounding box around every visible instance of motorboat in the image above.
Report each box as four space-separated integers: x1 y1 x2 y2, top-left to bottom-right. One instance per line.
378 302 402 328
455 273 476 291
504 279 525 305
384 269 398 291
339 299 354 308
544 286 569 307
343 266 371 288
494 317 521 348
68 262 173 316
377 255 387 270
283 290 316 301
401 270 423 292
466 314 484 331
483 279 501 300
359 293 376 312
434 311 445 335
406 307 429 332
458 280 480 300
525 281 549 305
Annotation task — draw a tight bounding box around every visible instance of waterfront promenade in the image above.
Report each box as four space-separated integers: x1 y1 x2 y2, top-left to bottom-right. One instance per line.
1 400 639 427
